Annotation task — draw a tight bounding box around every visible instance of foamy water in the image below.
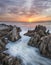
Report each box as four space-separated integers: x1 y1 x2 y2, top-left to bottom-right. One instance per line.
5 29 51 65
0 22 51 65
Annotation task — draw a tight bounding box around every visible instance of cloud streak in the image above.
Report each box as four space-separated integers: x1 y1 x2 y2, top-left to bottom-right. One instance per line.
0 0 51 21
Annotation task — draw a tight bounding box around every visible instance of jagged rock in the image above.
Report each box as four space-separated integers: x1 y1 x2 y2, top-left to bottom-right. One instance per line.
0 53 23 65
28 32 40 47
2 38 8 44
0 24 13 38
16 27 21 32
25 25 51 58
8 25 21 42
0 40 6 51
25 25 49 37
39 35 51 58
24 30 35 37
34 25 46 33
0 38 8 51
26 25 49 48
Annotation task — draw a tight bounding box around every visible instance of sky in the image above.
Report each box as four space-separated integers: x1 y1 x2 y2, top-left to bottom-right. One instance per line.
0 0 51 22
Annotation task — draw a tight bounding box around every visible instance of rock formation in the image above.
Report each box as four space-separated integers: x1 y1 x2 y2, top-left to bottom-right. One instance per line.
25 25 51 58
0 39 8 52
0 24 21 52
0 24 22 65
25 25 49 37
25 25 49 47
0 53 23 65
39 35 51 58
8 25 21 42
28 32 40 47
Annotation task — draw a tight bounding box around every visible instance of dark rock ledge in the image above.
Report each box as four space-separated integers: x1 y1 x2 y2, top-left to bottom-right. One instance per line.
24 25 51 58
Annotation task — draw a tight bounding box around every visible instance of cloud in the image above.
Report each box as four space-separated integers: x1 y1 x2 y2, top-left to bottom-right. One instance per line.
0 0 51 17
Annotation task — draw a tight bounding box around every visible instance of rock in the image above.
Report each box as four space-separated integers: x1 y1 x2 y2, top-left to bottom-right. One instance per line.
16 27 21 32
24 25 50 37
0 53 23 65
27 25 49 47
24 30 35 37
2 38 8 44
0 40 6 50
25 25 50 48
39 35 51 58
8 25 21 42
28 32 40 47
0 38 8 51
25 25 51 58
34 25 46 33
0 24 21 42
0 24 13 38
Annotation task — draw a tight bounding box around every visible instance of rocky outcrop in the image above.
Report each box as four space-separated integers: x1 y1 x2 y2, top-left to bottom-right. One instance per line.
0 24 21 39
0 53 23 65
25 25 49 48
25 25 49 37
0 38 8 52
25 25 51 58
0 24 23 65
0 24 22 65
0 24 21 42
0 24 13 38
28 32 40 47
0 24 21 51
39 35 51 58
8 25 21 42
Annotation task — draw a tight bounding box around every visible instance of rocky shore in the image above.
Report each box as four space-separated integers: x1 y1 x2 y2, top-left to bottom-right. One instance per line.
0 24 22 65
0 24 51 65
25 25 51 58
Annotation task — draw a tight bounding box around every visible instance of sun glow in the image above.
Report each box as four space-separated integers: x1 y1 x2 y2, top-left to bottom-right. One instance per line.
28 18 33 22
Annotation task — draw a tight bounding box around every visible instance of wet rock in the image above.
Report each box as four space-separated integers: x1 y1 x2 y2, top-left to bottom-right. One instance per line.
26 25 49 48
28 32 40 47
8 25 21 42
34 25 46 33
25 25 51 58
39 35 51 58
0 24 13 38
0 38 8 52
0 53 23 65
2 38 8 44
24 30 35 37
16 27 21 32
25 25 49 37
0 40 6 51
0 24 21 42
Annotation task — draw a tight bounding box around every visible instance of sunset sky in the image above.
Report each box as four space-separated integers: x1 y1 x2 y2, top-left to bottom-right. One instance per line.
0 0 51 22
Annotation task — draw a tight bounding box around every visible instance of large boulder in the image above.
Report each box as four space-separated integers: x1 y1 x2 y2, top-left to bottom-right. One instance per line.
39 35 51 58
8 25 21 42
